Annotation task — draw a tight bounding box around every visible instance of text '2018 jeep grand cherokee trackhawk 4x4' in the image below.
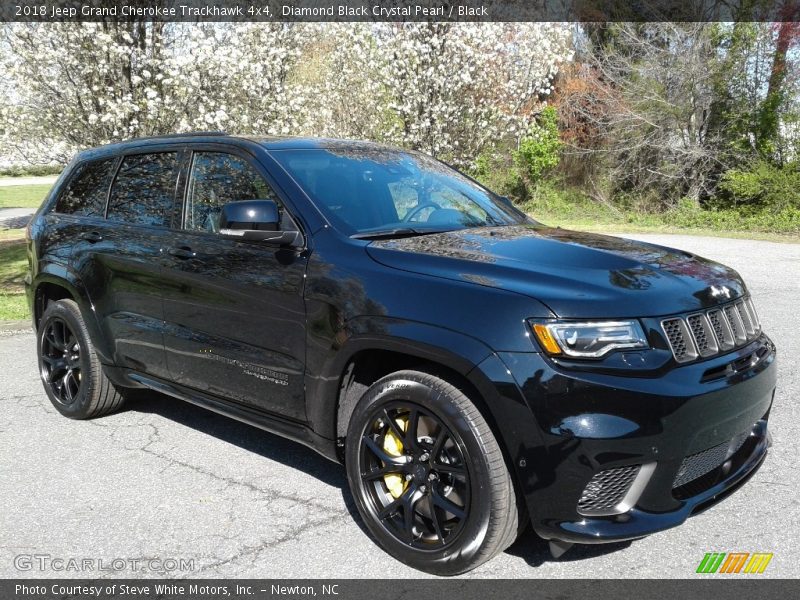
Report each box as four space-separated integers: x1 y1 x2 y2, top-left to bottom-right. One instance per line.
26 134 776 575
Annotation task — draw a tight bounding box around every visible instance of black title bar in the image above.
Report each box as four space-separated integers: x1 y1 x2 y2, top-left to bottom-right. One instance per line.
2 0 799 22
3 579 800 600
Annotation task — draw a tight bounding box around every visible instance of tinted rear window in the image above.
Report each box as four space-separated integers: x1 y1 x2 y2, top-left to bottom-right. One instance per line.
55 158 116 217
108 153 179 227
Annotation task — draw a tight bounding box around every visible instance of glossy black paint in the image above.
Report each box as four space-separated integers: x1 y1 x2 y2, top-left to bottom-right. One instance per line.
26 134 776 547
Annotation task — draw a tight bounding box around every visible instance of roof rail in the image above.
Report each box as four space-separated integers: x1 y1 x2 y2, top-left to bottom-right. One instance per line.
123 131 229 142
154 131 228 138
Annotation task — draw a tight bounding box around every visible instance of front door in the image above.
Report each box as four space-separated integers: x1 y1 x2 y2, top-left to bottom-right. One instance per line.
161 150 308 420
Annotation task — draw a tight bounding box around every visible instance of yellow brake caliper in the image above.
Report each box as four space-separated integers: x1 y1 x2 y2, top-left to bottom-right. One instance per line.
382 416 408 498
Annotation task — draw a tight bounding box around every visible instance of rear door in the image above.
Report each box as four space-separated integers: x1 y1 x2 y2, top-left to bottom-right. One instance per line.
161 148 308 420
44 158 118 289
74 149 182 379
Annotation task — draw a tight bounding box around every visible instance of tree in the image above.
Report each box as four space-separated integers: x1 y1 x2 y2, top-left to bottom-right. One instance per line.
374 23 572 167
0 22 316 163
2 21 203 162
562 23 729 204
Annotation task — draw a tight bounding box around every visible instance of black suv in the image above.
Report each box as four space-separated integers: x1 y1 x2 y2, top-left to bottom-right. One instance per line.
26 134 776 575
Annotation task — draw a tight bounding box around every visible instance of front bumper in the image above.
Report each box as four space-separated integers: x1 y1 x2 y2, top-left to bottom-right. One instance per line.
475 334 776 545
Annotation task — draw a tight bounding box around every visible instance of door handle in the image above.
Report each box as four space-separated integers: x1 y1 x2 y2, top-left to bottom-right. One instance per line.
79 231 103 243
168 246 197 260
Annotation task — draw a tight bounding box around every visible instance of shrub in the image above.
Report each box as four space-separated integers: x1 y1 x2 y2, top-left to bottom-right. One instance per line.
514 106 562 184
0 164 63 177
471 149 526 201
717 161 800 211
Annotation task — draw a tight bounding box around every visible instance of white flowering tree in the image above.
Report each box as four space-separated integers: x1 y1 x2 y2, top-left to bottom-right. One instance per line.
373 23 573 166
0 22 316 163
203 23 316 136
2 22 198 162
0 22 572 167
299 24 393 142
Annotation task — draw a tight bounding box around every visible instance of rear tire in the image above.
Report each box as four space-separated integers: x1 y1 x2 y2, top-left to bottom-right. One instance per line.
345 370 520 575
37 299 126 419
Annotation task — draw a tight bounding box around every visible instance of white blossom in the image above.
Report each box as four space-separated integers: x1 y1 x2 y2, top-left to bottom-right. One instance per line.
0 22 572 167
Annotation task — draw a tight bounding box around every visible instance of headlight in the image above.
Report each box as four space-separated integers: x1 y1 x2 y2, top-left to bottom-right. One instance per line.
531 320 648 358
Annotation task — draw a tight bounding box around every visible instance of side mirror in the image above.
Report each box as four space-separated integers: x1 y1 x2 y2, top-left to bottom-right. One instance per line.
219 199 303 246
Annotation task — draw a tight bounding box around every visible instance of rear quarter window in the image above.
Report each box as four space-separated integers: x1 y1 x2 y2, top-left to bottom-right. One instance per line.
55 158 116 217
107 152 179 227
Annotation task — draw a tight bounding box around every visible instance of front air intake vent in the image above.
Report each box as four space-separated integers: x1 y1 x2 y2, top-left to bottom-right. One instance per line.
660 297 761 364
578 465 641 516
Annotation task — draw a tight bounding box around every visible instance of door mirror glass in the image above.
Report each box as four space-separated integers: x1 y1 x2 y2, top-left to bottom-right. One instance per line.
220 200 301 246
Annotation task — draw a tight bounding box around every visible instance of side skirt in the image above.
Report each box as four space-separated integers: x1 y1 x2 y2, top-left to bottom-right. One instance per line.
122 370 341 463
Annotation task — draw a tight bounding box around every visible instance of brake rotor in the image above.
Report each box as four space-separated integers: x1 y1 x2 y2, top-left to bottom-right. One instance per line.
382 416 408 498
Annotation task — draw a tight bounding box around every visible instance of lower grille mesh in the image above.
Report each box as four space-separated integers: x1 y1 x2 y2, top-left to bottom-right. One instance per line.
673 431 750 489
578 465 640 516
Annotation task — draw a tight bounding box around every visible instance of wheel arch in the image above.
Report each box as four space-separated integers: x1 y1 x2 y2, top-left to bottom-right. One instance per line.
32 268 110 363
306 318 526 477
315 322 534 534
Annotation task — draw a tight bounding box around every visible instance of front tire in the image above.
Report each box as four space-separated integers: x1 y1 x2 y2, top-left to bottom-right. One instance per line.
37 299 126 419
345 370 520 575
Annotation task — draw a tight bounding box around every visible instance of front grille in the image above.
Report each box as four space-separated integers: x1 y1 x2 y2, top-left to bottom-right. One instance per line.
578 465 640 516
673 431 750 489
661 297 761 364
686 313 718 357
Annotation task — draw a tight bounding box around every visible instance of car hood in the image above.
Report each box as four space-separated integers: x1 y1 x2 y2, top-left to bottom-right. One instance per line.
365 225 747 318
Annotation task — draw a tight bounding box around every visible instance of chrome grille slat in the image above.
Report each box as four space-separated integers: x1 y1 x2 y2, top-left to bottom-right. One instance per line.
686 313 718 357
660 297 761 363
707 309 735 351
736 301 755 336
661 318 698 363
723 304 747 345
745 297 761 333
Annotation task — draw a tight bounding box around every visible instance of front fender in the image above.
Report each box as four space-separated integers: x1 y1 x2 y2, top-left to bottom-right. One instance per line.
305 316 494 441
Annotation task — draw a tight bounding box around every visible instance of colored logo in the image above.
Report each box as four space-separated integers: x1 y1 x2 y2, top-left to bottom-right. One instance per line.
696 552 773 574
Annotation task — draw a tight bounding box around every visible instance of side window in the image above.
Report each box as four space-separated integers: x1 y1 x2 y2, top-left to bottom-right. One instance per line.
55 158 116 217
185 152 280 233
107 153 179 227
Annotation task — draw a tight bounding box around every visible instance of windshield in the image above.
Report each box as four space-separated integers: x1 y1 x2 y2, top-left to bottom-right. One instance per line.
271 147 530 236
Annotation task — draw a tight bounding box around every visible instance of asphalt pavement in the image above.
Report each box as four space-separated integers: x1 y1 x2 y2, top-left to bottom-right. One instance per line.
1 234 798 579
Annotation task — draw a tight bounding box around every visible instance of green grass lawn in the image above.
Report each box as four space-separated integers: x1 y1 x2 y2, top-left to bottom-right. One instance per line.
0 184 52 209
531 213 800 243
0 237 29 321
0 181 48 320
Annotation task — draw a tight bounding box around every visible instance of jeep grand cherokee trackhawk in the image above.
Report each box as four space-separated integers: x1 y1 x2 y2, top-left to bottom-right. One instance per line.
26 134 776 575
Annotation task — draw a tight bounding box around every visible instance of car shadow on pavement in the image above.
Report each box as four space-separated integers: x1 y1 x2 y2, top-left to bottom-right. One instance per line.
124 391 632 567
123 391 383 542
505 529 632 566
125 390 349 490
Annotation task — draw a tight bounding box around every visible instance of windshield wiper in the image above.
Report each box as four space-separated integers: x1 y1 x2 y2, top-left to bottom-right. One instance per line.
351 227 453 240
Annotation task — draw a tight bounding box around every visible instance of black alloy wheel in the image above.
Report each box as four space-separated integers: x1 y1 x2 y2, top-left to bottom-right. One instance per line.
37 299 127 419
40 317 82 406
359 401 471 549
345 370 521 576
